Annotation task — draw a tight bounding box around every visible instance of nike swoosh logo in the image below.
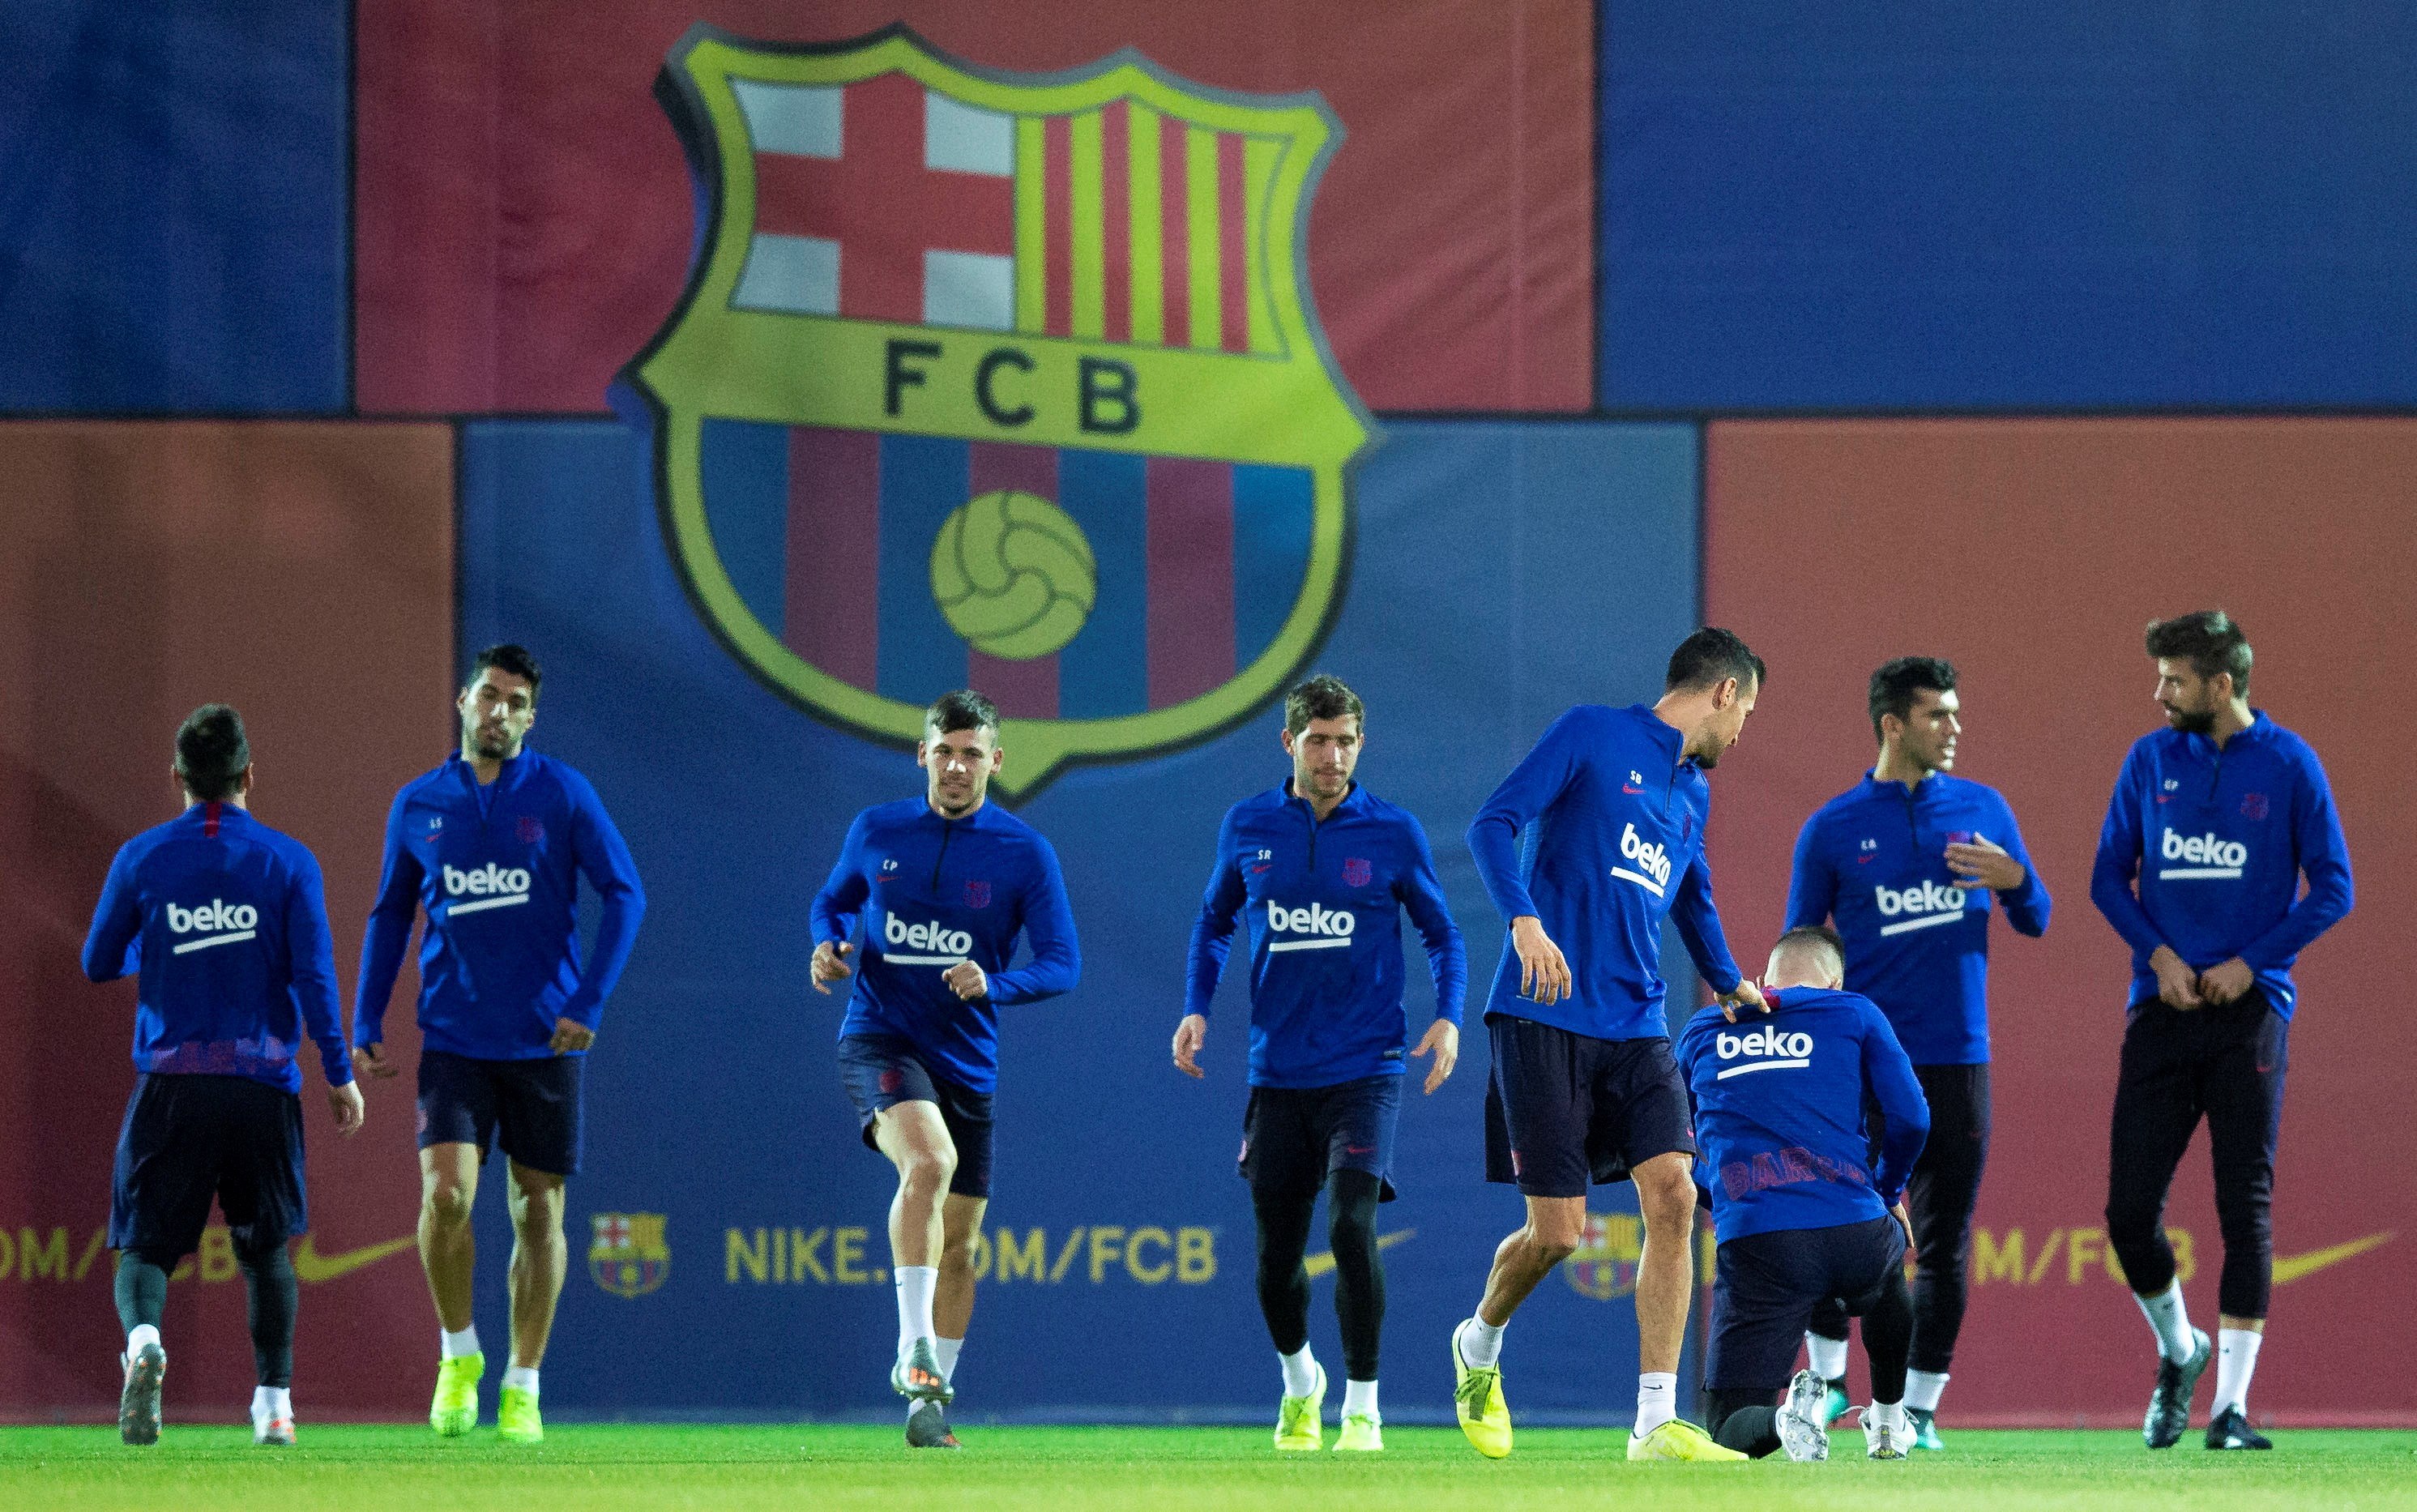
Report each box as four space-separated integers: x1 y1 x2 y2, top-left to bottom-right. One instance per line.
292 1232 417 1283
1305 1228 1414 1279
2273 1231 2394 1285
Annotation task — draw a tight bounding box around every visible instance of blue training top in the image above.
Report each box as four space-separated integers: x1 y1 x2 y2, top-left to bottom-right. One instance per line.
811 797 1081 1096
1787 771 2050 1066
357 750 647 1060
1185 781 1467 1089
1467 703 1744 1040
1676 987 1929 1243
82 801 353 1095
2090 713 2352 1019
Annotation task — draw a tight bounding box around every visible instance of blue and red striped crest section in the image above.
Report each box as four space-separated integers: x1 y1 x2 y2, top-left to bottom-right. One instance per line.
626 26 1369 797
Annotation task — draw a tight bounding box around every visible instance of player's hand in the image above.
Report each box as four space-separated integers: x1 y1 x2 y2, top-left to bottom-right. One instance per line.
1945 835 2026 892
1719 979 1771 1023
549 1017 594 1053
943 960 988 1002
1414 1019 1460 1094
2149 945 2204 1010
2197 956 2255 1006
328 1079 366 1136
1892 1199 1913 1247
351 1041 399 1081
1510 916 1572 1005
810 938 855 994
1172 1014 1208 1078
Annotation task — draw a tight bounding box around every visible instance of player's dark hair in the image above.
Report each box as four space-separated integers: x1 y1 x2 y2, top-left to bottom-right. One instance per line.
1868 656 1958 743
468 643 544 700
2145 610 2251 697
1772 924 1847 973
1666 627 1766 695
1283 673 1364 737
926 689 1001 738
173 703 250 801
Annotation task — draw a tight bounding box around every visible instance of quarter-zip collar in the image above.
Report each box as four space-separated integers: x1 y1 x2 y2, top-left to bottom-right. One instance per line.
450 748 533 821
1626 703 1696 813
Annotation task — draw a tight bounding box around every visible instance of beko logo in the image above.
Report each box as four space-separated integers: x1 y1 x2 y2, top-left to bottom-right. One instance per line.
167 899 258 955
882 912 973 965
1873 880 1970 938
1613 823 1672 897
1714 1026 1814 1079
1266 900 1356 952
444 862 533 915
2159 828 2247 880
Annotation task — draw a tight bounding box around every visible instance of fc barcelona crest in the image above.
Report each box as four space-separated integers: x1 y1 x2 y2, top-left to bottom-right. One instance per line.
589 1212 671 1298
1562 1211 1642 1301
622 24 1371 797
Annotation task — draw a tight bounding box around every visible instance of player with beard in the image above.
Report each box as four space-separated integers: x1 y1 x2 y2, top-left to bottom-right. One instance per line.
355 645 647 1444
1452 628 1770 1461
812 690 1081 1450
2092 611 2351 1450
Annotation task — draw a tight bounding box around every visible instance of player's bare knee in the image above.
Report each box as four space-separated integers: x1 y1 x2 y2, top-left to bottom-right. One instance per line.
422 1178 475 1229
1523 1214 1582 1262
899 1146 956 1196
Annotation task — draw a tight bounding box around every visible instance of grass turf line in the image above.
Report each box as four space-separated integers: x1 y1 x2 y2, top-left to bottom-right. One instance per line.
2 1425 2414 1510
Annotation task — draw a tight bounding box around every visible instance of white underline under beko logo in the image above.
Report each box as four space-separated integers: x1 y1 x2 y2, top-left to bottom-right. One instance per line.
1267 900 1356 952
882 912 972 966
1715 1027 1813 1078
443 863 533 915
2159 827 2245 881
168 899 258 954
1614 823 1671 897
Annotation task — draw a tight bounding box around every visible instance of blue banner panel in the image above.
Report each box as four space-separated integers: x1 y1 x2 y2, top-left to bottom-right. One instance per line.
456 416 1706 1423
1602 3 2417 409
0 1 346 412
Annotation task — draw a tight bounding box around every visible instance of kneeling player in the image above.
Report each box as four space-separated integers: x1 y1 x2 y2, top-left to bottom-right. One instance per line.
1675 926 1929 1461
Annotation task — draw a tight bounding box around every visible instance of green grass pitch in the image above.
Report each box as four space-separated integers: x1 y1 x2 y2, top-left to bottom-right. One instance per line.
4 1424 2414 1510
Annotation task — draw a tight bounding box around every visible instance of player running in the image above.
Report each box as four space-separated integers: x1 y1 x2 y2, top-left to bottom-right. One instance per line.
811 690 1081 1450
2091 612 2351 1451
1172 675 1467 1454
354 645 647 1444
1676 926 1930 1462
1788 657 2051 1446
1453 628 1770 1461
82 705 366 1446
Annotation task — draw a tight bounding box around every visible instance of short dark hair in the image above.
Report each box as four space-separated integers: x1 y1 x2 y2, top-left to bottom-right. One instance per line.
2145 610 2251 697
1665 627 1766 695
1868 656 1958 743
469 643 544 699
174 704 250 801
1283 673 1364 737
1771 924 1846 974
926 689 1001 738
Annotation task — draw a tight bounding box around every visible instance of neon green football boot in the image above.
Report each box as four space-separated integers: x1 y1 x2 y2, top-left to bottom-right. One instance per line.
497 1384 543 1444
1450 1322 1512 1459
1275 1360 1326 1450
1333 1412 1383 1451
429 1352 482 1437
1628 1418 1748 1461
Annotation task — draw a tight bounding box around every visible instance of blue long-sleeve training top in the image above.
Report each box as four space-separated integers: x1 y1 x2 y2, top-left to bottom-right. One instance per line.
810 797 1080 1095
1185 781 1467 1089
83 801 353 1095
2090 713 2352 1019
1467 703 1743 1040
1676 987 1929 1243
1786 771 2050 1066
357 750 646 1060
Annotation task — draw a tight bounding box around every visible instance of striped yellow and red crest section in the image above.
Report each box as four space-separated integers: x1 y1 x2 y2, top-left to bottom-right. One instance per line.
1016 100 1279 355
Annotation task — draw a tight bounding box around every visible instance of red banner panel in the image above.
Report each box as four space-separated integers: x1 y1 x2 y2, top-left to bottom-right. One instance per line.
0 422 453 1421
1705 418 2415 1425
355 1 1594 417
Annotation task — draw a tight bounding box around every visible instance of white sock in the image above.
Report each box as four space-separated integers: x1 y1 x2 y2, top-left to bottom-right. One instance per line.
1870 1400 1907 1433
1343 1379 1378 1419
126 1324 161 1358
502 1365 538 1398
1633 1373 1676 1436
1904 1369 1948 1412
440 1325 481 1360
935 1336 963 1382
2215 1329 2262 1415
1805 1331 1848 1382
1456 1315 1504 1369
1279 1344 1320 1398
2134 1281 2195 1365
895 1266 938 1355
250 1386 292 1420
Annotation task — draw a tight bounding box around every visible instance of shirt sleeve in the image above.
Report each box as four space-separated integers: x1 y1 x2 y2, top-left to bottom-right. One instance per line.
2090 745 2165 957
1988 792 2052 938
559 775 647 1031
1670 846 1744 996
809 813 874 946
988 837 1080 1006
2240 743 2355 968
1466 708 1589 925
1182 809 1248 1020
81 843 143 984
284 848 355 1087
1860 1004 1931 1207
1783 811 1837 931
1396 817 1469 1027
353 790 424 1047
